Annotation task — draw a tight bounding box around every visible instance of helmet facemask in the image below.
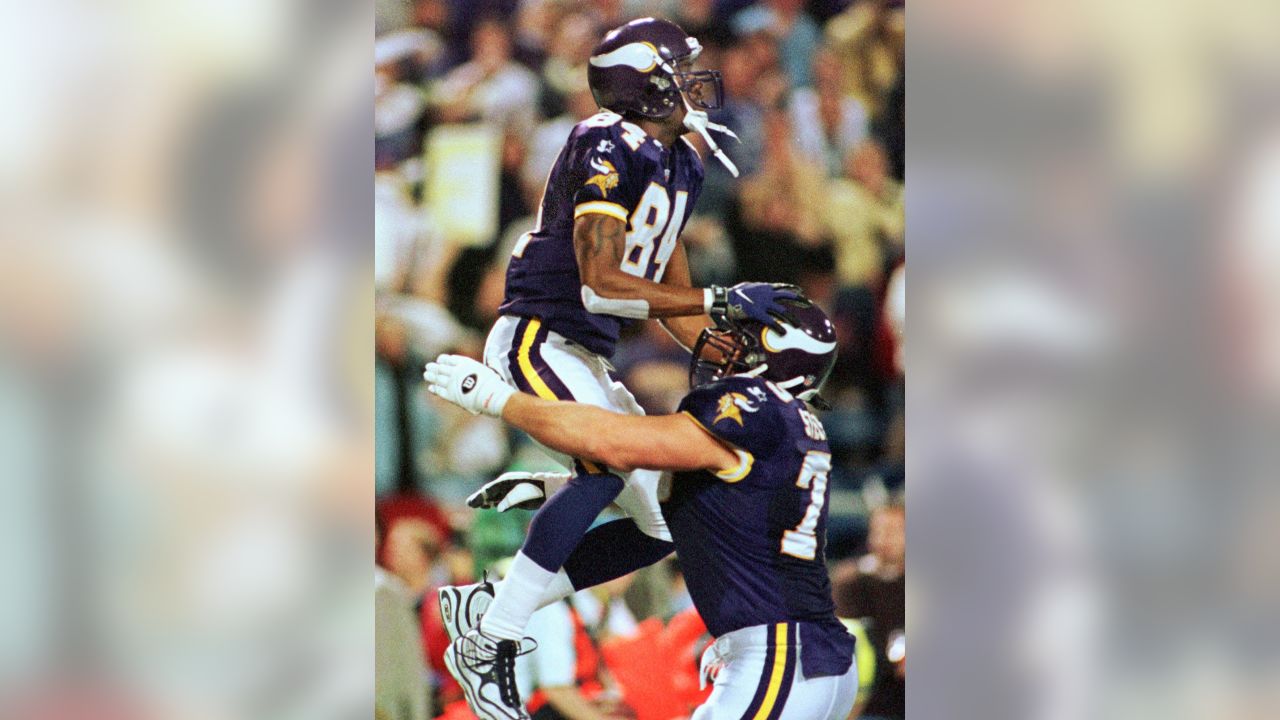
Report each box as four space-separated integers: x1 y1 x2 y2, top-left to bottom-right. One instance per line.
664 50 739 176
689 325 764 390
670 57 724 112
642 54 723 119
688 306 838 410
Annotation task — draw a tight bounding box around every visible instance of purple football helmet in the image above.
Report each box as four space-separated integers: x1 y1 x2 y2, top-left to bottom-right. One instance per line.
690 299 839 408
587 17 724 120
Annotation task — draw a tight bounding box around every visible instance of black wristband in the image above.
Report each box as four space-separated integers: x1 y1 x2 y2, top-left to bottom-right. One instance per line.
707 285 729 318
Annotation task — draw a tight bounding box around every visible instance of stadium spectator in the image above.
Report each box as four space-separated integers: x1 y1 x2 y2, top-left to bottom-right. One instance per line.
376 32 437 168
832 503 905 720
824 0 905 124
705 42 770 180
377 518 434 720
789 47 869 176
824 139 904 292
374 168 469 496
373 5 907 716
731 109 830 287
523 83 601 209
411 0 455 72
383 518 446 598
671 0 732 49
430 17 539 133
731 0 822 89
535 12 598 118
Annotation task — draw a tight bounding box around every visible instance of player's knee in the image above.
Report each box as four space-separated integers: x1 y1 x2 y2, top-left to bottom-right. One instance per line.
634 517 673 544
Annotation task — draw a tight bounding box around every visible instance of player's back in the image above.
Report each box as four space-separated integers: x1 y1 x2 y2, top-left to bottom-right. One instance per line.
665 375 854 677
501 110 703 358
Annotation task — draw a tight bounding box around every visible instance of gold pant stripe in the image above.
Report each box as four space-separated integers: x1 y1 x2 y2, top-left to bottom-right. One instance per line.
517 318 604 475
750 623 790 720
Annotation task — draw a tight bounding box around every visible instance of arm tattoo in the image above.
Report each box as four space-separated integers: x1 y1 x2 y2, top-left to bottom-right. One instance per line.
576 215 626 266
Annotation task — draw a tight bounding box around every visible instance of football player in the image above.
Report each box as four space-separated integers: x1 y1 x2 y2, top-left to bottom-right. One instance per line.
425 300 858 719
431 17 802 720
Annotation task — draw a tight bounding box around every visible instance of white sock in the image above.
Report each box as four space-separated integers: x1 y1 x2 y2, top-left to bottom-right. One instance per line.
535 568 576 611
482 551 558 641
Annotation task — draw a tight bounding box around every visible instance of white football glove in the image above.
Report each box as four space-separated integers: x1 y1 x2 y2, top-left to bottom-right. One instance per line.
423 354 516 417
466 471 572 512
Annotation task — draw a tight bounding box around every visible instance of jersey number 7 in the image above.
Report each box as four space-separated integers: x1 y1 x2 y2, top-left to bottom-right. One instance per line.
780 451 832 561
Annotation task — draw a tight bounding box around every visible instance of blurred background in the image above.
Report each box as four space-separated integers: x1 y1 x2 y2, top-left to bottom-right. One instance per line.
908 3 1280 720
6 1 1279 719
0 1 375 719
373 1 904 718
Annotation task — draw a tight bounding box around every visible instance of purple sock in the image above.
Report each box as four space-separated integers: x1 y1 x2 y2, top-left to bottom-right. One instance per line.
564 519 675 589
520 472 625 572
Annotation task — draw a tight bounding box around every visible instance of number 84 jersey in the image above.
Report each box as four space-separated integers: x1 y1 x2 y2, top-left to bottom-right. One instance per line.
501 110 704 358
666 375 855 677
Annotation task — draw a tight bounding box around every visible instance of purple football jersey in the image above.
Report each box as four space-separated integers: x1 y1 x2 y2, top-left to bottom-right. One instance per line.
500 111 704 357
667 375 855 678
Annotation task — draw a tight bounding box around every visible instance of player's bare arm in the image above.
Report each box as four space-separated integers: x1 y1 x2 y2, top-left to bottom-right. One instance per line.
573 213 707 318
500 392 737 474
423 354 738 474
573 213 804 333
656 241 714 351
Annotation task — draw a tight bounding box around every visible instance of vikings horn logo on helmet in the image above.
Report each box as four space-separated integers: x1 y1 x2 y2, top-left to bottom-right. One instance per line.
587 17 723 121
588 42 661 73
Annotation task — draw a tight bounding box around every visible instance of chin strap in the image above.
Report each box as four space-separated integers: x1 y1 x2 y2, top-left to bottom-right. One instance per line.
681 98 740 177
656 55 741 177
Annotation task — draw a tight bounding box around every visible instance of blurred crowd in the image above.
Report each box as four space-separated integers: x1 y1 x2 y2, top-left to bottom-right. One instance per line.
374 1 904 718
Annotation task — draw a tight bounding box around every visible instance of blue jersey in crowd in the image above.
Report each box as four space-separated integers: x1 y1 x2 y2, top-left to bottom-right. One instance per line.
501 110 704 358
665 375 855 678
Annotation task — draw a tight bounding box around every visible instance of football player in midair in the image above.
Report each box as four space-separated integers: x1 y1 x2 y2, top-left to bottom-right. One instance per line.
426 301 859 719
430 16 801 720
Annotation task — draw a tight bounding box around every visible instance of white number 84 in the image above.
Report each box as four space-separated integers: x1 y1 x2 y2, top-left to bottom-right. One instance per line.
620 183 687 282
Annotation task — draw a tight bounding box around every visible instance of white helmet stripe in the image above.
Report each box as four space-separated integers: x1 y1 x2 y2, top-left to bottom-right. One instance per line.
762 327 837 354
589 42 660 73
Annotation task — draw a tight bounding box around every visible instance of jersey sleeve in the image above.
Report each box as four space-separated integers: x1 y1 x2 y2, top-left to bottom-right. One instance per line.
569 123 645 224
679 378 783 481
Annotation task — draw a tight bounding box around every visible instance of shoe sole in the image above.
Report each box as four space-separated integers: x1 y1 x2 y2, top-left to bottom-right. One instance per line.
443 639 527 720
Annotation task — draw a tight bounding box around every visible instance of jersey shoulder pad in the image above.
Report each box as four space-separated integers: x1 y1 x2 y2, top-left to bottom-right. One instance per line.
570 113 650 213
679 376 783 457
570 112 627 148
571 112 654 155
